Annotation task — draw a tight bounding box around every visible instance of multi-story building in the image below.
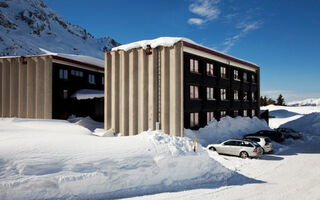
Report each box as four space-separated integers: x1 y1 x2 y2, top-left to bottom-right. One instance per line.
105 37 260 137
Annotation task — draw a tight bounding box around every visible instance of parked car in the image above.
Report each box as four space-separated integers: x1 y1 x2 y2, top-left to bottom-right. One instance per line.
244 136 273 153
275 127 303 139
245 130 285 143
207 139 263 159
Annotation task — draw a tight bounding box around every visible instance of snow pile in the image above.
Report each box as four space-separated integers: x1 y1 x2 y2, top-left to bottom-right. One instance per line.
71 89 104 100
280 112 320 134
288 98 320 106
68 116 104 132
112 37 195 51
185 116 270 147
0 118 235 200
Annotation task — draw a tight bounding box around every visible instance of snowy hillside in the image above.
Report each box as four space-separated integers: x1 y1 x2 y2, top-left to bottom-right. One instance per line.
288 98 320 106
0 0 119 59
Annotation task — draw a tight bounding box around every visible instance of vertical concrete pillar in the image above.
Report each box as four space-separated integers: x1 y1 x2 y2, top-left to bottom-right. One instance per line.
18 58 28 118
138 49 149 133
27 58 36 118
35 57 45 118
119 51 129 136
129 49 138 135
10 58 19 117
105 53 112 130
44 56 52 119
148 50 158 130
180 45 184 137
111 51 120 133
160 47 170 134
2 59 10 117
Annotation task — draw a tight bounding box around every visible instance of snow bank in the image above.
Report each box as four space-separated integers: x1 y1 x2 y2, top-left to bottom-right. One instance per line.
280 112 320 134
68 116 104 132
185 116 270 147
0 118 236 200
71 89 104 100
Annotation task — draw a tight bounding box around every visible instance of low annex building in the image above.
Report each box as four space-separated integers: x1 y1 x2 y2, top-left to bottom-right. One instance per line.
105 37 260 137
0 54 104 120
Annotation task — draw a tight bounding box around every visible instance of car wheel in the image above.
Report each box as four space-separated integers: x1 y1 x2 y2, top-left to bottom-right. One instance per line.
240 151 249 159
208 146 216 151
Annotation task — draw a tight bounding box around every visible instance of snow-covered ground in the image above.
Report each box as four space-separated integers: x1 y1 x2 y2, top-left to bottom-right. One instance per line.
1 105 320 200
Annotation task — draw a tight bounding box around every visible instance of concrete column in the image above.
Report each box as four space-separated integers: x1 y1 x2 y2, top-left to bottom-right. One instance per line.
129 49 138 135
44 56 52 119
27 58 36 118
119 51 129 136
18 58 28 118
105 53 112 130
2 59 10 117
160 47 170 134
35 57 45 118
10 58 19 117
111 51 120 133
148 50 158 130
138 49 149 133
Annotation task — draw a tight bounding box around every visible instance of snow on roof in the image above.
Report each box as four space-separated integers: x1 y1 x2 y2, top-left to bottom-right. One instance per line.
111 37 258 67
71 89 104 100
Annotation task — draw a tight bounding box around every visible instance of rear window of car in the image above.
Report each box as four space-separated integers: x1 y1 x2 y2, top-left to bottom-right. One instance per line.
241 141 254 147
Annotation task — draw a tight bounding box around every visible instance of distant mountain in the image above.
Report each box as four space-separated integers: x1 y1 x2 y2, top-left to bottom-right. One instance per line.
0 0 120 59
288 98 320 106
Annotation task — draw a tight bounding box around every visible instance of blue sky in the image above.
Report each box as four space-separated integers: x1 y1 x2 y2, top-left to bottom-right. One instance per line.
44 0 320 102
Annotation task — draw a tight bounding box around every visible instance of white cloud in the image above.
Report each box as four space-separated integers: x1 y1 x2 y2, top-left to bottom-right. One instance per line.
222 20 262 53
188 0 220 26
188 18 206 25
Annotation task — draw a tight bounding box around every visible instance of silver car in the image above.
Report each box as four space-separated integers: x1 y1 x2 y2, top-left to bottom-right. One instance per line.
207 139 263 159
244 136 273 153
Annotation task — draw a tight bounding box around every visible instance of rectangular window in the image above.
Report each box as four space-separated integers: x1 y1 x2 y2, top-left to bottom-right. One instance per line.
221 67 227 78
234 110 239 117
63 90 68 99
71 70 75 75
221 111 227 118
79 71 83 77
220 88 227 101
190 85 199 99
207 87 215 100
243 72 248 82
190 112 199 127
234 70 240 80
102 77 104 85
207 112 214 124
234 90 239 100
252 74 256 83
89 74 95 84
243 110 248 117
252 92 255 101
243 91 248 101
59 69 68 80
59 69 64 79
252 109 256 117
190 59 199 73
206 63 214 76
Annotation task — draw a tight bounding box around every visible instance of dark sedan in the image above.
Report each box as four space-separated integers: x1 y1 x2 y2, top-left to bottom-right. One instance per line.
245 130 285 143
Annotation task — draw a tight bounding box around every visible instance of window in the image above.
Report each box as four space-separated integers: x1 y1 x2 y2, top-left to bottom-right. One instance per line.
190 59 199 73
252 109 256 117
190 112 199 127
220 88 227 101
252 92 256 101
59 69 68 80
207 112 214 124
234 90 239 100
206 63 214 76
221 111 227 117
243 72 248 82
89 74 95 84
207 87 215 100
190 85 199 99
252 74 256 83
79 71 83 77
102 77 104 85
234 70 240 81
243 91 248 101
71 70 75 75
221 67 227 78
63 90 68 99
71 69 83 77
234 110 239 117
243 110 248 117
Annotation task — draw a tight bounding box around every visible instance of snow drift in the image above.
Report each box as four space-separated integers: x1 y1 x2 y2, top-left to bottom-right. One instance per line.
185 116 270 147
280 112 320 134
0 118 238 200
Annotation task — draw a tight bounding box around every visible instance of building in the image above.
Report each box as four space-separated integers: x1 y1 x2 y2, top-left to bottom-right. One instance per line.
105 37 260 137
0 54 104 121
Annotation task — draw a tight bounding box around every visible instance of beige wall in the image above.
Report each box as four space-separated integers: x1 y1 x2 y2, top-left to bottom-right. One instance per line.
0 56 52 119
105 42 184 137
